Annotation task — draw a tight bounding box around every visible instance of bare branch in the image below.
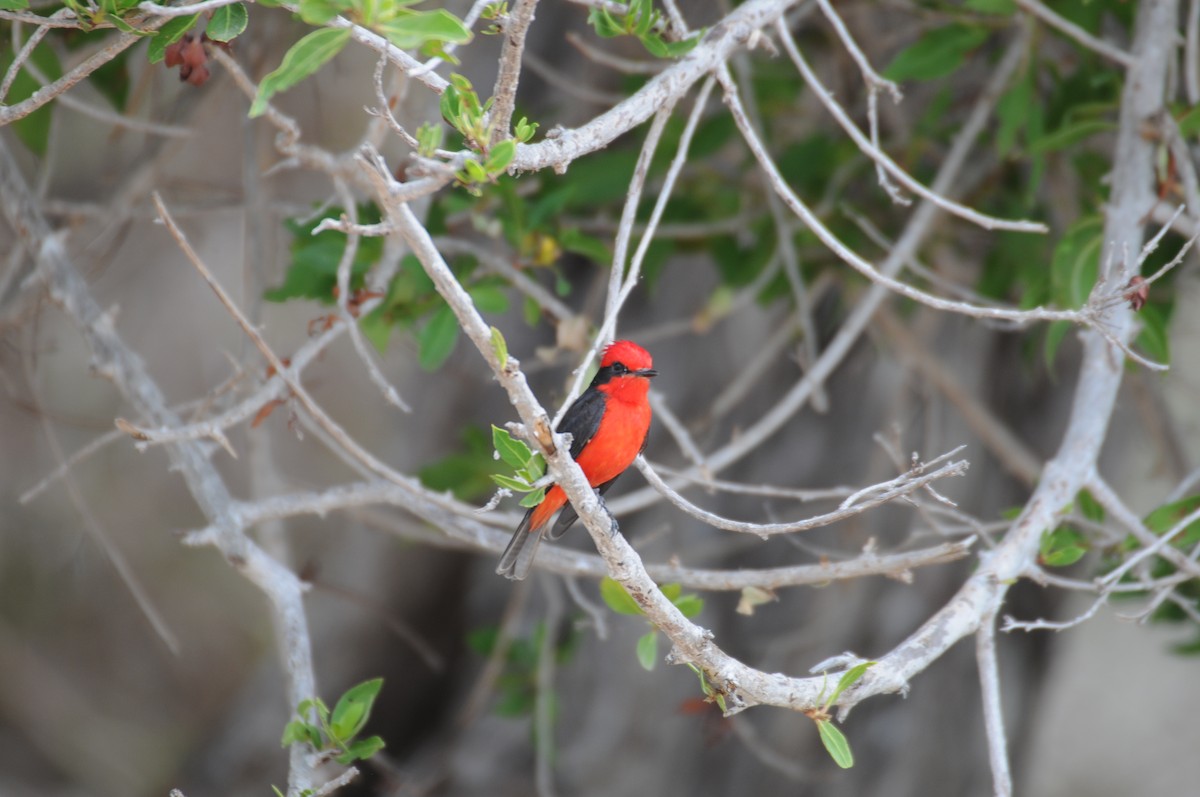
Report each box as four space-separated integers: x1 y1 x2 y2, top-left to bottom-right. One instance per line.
976 612 1012 797
633 454 970 536
489 0 540 145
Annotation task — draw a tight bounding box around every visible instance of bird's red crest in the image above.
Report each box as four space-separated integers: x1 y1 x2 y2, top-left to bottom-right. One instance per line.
601 340 653 371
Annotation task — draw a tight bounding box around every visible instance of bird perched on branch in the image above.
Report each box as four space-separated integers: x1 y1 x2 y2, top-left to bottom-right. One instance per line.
497 340 657 580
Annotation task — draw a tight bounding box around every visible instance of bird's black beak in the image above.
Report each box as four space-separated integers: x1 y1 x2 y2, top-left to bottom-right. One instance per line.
636 368 658 378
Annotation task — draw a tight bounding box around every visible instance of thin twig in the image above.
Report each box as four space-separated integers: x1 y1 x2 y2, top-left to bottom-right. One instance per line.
1014 0 1135 68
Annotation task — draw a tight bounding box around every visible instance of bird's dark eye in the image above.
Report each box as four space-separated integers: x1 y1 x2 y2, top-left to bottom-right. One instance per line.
611 362 628 374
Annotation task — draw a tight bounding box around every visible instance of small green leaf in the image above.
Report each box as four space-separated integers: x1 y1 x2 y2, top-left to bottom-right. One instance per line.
882 24 989 82
485 139 516 175
600 577 644 616
463 159 490 183
206 2 248 42
492 424 533 470
817 720 855 768
518 487 546 507
297 0 351 24
329 678 383 742
1076 489 1105 523
640 31 701 58
416 121 443 156
636 631 658 671
148 13 199 63
1029 119 1115 154
588 6 626 37
377 9 472 50
660 582 682 602
418 304 460 370
335 735 385 764
672 593 704 619
0 0 30 9
1144 495 1200 545
825 661 874 709
1136 302 1170 364
250 28 351 118
281 719 321 748
491 473 533 491
470 283 509 313
490 326 509 364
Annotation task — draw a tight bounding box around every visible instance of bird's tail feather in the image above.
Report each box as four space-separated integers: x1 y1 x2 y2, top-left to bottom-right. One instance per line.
496 505 545 580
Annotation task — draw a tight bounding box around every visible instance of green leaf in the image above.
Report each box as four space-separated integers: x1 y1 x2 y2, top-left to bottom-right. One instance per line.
636 631 658 671
518 487 546 508
490 325 508 364
206 2 248 42
1050 215 1104 308
882 24 989 82
0 41 62 156
1136 302 1170 364
964 0 1015 12
672 593 704 619
660 582 682 602
485 139 516 175
1076 488 1105 523
600 577 644 616
470 283 509 313
377 9 472 50
297 0 351 25
281 720 322 748
250 28 351 118
418 304 459 370
1028 119 1115 154
559 228 610 263
817 720 855 768
825 661 874 709
1040 526 1088 567
492 424 533 470
0 0 30 9
265 204 383 303
641 31 700 59
1144 495 1200 545
329 678 383 743
995 69 1032 157
588 6 625 38
491 473 533 491
335 735 385 765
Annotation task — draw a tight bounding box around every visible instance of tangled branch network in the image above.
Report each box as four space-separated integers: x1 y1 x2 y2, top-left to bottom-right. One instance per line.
2 0 1195 795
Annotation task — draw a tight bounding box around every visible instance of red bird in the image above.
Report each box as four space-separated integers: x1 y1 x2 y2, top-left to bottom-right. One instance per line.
497 340 657 580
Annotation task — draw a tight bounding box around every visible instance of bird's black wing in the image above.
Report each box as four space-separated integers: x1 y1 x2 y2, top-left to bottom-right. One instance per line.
542 389 607 539
559 387 607 460
549 415 650 540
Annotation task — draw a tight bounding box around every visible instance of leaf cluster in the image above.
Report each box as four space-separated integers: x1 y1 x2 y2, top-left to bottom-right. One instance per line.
587 0 701 59
265 204 509 368
438 74 536 192
280 678 386 766
490 425 546 509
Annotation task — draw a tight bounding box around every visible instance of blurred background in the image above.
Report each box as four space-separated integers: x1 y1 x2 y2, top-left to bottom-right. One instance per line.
2 1 1199 795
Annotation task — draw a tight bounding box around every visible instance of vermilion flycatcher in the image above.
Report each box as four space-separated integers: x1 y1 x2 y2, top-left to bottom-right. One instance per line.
497 340 657 580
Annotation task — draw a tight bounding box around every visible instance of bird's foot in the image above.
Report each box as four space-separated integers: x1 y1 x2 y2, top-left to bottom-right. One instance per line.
598 492 620 536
